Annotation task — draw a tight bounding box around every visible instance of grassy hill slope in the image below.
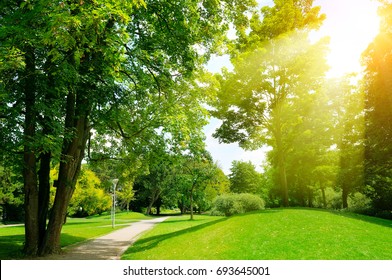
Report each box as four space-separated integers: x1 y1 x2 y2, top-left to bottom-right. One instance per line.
122 208 392 260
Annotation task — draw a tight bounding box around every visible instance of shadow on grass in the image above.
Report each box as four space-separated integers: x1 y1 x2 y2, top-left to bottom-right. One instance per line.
0 233 90 259
63 221 102 226
158 218 200 224
65 218 148 227
236 208 283 217
124 210 284 257
125 217 228 256
59 233 89 248
274 206 392 229
330 210 392 229
0 234 25 259
150 213 183 217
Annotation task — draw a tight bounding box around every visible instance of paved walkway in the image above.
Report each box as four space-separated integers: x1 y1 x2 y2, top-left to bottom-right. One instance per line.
41 217 168 260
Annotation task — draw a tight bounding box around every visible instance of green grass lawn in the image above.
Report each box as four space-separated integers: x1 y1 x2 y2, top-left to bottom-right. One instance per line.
121 208 392 260
0 211 150 259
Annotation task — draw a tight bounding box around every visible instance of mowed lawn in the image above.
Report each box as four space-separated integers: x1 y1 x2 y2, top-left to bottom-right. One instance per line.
122 208 392 260
0 211 150 259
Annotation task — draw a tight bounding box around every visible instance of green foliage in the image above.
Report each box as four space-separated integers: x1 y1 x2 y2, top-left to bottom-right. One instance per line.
362 1 392 212
229 160 262 194
0 166 24 222
179 153 221 218
117 181 135 211
211 193 265 216
347 192 372 213
330 78 365 208
0 166 22 208
204 168 230 204
68 167 111 217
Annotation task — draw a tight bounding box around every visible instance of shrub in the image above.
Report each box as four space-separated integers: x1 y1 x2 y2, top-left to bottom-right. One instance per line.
211 193 265 217
237 193 265 212
348 192 372 213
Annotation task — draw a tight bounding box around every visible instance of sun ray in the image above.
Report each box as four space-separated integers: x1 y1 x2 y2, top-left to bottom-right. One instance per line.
314 0 381 77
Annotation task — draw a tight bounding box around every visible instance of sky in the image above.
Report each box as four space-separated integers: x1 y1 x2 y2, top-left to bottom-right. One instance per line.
204 0 381 175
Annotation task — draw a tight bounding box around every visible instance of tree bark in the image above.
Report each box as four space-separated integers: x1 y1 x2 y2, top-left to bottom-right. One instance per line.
38 152 51 248
156 198 161 215
38 60 57 247
178 199 185 214
38 89 90 255
23 46 39 256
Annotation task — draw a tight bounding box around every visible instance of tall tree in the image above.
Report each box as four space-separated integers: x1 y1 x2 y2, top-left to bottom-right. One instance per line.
229 161 261 194
362 1 392 212
180 152 217 220
211 0 328 206
331 78 365 209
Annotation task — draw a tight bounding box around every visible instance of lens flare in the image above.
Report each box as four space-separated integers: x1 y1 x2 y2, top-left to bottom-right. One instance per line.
313 0 380 77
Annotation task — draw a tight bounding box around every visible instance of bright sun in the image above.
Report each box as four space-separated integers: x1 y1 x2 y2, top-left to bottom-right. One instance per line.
314 0 381 77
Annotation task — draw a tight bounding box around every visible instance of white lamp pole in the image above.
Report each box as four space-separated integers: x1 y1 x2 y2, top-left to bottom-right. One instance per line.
112 179 119 228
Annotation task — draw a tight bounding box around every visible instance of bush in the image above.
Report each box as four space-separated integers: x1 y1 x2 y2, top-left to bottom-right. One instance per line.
211 193 265 217
237 193 265 212
348 192 372 213
67 168 111 217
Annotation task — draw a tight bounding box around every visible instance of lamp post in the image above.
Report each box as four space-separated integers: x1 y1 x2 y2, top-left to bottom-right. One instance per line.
111 179 119 228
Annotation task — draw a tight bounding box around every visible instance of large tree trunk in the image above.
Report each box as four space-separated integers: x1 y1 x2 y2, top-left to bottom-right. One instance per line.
38 152 51 248
146 202 153 215
37 60 57 247
23 46 39 256
38 89 90 255
156 198 161 215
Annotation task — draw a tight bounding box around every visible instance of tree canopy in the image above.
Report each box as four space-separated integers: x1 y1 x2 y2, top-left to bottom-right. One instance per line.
229 160 262 194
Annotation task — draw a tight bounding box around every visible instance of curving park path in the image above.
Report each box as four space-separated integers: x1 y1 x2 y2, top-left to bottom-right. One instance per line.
41 216 168 260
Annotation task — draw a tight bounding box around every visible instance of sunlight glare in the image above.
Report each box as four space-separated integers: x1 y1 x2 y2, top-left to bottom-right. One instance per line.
313 0 381 77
